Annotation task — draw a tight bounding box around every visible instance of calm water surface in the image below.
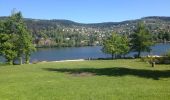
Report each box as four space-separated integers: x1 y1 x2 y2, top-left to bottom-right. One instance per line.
0 43 170 62
30 43 170 62
30 46 110 62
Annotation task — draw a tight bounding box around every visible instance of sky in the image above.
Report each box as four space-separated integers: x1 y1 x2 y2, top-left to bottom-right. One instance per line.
0 0 170 23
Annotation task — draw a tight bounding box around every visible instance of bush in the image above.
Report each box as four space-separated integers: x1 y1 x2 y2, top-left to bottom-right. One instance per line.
141 56 170 64
164 50 170 57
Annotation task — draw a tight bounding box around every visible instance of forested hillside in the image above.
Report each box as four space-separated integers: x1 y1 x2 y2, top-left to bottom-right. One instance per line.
1 16 170 47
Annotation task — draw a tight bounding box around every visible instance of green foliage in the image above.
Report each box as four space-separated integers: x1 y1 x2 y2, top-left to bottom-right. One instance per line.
157 30 170 42
2 16 170 47
164 50 170 57
102 33 130 59
0 34 18 64
119 35 130 56
0 20 18 64
141 56 170 64
130 22 154 58
0 11 35 64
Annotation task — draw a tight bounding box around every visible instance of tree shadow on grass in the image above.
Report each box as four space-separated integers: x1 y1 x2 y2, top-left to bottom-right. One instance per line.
43 67 170 80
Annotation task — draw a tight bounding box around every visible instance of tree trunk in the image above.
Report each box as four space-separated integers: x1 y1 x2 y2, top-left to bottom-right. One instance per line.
123 54 126 59
8 60 13 65
25 54 30 64
112 53 114 59
137 50 141 58
19 57 22 65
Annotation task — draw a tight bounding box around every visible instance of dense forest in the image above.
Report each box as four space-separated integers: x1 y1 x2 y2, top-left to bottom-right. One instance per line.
1 16 170 47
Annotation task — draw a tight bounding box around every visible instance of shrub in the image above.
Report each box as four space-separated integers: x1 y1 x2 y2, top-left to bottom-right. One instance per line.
164 50 170 57
141 56 170 64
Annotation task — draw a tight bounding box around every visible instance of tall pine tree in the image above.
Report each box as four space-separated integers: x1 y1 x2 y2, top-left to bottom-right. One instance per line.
130 22 153 58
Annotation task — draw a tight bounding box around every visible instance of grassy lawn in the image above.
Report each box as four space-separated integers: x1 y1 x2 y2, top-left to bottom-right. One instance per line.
0 59 170 100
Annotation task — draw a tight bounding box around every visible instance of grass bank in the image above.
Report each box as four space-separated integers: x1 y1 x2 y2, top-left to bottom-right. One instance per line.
0 59 170 100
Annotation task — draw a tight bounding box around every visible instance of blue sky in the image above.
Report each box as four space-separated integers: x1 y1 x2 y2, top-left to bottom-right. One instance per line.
0 0 170 23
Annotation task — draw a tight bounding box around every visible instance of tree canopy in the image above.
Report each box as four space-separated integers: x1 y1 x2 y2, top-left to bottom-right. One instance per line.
102 32 129 59
130 22 154 58
0 11 35 64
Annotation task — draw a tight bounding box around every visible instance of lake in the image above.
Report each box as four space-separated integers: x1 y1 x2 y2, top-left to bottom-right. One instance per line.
30 46 110 62
30 43 170 62
0 43 170 63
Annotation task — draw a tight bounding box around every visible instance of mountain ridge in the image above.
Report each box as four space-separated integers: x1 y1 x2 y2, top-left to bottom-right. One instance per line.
1 16 170 33
2 16 170 24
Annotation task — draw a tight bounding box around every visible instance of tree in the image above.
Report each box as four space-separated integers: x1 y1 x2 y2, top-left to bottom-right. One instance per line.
0 21 18 64
130 22 153 58
163 32 170 42
102 32 130 59
10 11 36 64
119 35 130 58
0 11 35 64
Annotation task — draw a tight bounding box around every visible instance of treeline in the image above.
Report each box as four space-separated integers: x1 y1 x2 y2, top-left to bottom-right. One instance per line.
25 19 104 47
1 16 170 47
33 29 101 47
0 11 35 64
25 17 170 47
154 31 170 42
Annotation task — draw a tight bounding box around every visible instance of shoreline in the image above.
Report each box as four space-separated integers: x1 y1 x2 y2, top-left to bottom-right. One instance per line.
52 59 86 62
38 59 86 63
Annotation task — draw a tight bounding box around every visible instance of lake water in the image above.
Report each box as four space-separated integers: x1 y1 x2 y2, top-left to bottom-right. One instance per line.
30 43 170 62
30 46 110 62
0 43 170 62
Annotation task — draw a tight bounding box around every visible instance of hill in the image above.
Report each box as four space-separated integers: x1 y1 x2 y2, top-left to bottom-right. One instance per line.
1 16 170 47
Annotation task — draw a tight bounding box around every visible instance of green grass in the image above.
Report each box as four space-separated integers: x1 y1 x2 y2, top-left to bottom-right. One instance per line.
0 59 170 100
